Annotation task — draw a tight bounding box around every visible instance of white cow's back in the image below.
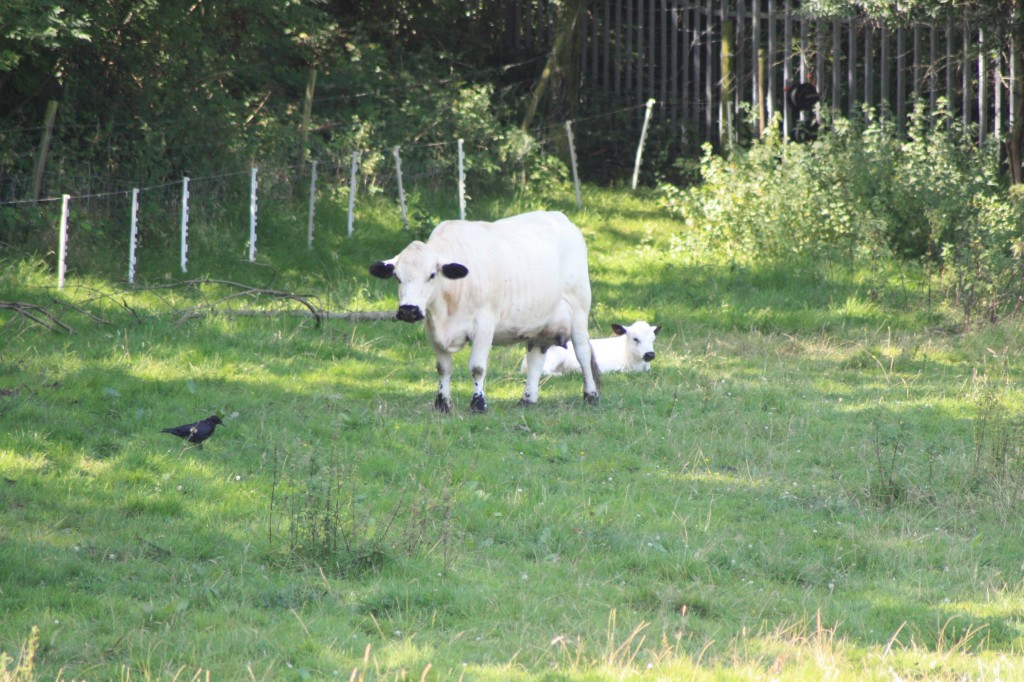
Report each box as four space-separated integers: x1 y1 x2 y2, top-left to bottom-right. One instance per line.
427 211 591 347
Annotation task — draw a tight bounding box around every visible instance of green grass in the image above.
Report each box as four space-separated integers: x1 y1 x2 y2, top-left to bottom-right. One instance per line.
2 187 1024 680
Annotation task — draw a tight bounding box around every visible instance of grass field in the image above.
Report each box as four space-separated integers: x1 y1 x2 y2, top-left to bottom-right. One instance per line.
2 187 1024 680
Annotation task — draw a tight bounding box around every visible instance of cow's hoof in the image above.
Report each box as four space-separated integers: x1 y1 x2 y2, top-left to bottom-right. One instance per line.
584 392 599 405
518 398 537 408
434 395 453 413
470 394 488 413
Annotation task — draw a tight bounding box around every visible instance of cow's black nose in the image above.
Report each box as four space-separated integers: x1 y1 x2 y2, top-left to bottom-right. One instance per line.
643 351 656 362
397 305 424 322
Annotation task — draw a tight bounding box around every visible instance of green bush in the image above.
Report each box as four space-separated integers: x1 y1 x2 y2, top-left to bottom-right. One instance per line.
942 191 1024 325
660 103 1024 324
659 122 884 265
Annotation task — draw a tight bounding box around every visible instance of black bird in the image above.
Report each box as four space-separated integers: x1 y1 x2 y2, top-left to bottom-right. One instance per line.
161 415 224 446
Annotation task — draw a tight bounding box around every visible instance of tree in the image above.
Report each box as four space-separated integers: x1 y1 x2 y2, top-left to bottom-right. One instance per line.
0 1 558 194
520 0 587 131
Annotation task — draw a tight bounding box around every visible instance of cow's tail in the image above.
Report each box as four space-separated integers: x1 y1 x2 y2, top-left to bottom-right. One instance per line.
589 341 602 390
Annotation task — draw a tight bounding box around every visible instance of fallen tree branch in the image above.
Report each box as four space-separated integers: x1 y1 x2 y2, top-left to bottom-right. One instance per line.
222 309 395 322
135 278 397 326
176 287 326 327
0 301 75 333
48 292 112 326
18 279 398 330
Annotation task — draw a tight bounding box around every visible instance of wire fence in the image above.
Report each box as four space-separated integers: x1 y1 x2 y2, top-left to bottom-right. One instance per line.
0 104 653 290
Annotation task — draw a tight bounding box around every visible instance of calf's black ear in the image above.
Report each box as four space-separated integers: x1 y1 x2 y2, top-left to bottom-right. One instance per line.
611 323 627 336
653 325 662 335
442 263 469 279
369 261 395 279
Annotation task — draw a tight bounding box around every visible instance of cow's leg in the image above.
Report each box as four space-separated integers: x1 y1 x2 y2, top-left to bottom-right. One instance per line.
520 344 547 406
570 317 600 405
467 327 495 413
434 351 454 413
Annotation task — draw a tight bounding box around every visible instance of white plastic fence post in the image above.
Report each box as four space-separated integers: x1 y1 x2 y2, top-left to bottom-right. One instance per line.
249 166 258 262
393 146 409 230
58 194 69 289
457 138 466 220
347 151 360 237
180 176 190 273
307 160 317 250
631 99 656 191
565 120 583 209
128 188 139 284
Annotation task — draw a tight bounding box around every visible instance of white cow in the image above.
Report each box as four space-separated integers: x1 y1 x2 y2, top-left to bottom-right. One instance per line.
522 321 661 375
369 211 600 413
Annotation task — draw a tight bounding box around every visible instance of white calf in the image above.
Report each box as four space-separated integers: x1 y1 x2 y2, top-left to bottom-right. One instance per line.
523 321 661 375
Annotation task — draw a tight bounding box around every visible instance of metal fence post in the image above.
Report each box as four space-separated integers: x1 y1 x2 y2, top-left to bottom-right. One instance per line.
128 188 139 284
565 120 582 208
393 146 409 230
457 139 466 220
249 167 258 262
180 177 190 273
348 151 360 237
58 194 69 289
307 160 317 250
631 99 655 190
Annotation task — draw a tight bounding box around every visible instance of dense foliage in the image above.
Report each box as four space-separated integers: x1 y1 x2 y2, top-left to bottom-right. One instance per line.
660 105 1024 326
0 1 560 196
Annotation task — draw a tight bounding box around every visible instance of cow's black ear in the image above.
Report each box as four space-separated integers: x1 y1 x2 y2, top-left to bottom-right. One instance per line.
369 261 395 279
653 325 662 335
611 324 627 336
442 263 469 279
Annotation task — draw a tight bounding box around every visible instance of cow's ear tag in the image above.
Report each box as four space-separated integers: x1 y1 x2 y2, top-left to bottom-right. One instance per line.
369 261 395 279
442 263 469 279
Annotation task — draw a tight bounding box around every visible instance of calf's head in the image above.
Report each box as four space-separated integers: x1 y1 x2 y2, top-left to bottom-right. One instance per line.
369 241 469 322
612 321 661 363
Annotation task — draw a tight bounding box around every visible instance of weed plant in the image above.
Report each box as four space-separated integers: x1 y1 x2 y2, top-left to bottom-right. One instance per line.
661 104 1024 327
2 184 1024 680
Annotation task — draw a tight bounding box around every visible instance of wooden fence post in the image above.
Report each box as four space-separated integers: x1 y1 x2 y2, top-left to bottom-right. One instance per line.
299 66 317 163
881 24 890 117
978 29 987 144
897 27 906 131
31 101 59 202
721 18 735 147
768 1 778 125
783 1 792 138
30 101 58 202
753 2 765 136
758 46 767 136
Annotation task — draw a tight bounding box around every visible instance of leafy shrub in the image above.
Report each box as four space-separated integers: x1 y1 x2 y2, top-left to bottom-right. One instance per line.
659 102 1024 324
941 192 1024 325
659 118 890 265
